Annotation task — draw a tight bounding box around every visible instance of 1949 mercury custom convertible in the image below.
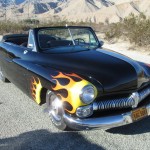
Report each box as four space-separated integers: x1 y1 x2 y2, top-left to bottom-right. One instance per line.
0 26 150 130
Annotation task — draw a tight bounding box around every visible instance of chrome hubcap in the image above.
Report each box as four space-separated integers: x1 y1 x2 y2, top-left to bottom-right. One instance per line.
49 97 62 122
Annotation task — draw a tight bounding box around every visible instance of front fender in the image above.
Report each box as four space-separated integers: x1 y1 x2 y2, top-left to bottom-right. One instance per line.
14 59 98 113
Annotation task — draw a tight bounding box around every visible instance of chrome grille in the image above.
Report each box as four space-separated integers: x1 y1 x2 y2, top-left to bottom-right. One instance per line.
93 86 150 111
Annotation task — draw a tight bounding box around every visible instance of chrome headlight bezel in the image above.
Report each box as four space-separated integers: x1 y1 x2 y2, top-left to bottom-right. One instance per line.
76 104 93 118
80 85 96 104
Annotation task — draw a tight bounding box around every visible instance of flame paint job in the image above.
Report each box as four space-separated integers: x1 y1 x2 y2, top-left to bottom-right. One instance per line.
31 77 42 104
51 72 97 113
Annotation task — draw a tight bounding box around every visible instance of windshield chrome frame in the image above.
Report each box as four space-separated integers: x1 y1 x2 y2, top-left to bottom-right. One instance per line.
37 26 100 51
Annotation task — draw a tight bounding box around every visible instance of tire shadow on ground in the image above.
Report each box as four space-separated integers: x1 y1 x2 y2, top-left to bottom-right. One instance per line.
0 129 104 150
106 117 150 135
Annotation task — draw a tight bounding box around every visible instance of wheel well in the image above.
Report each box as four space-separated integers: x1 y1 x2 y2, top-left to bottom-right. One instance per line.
40 88 47 105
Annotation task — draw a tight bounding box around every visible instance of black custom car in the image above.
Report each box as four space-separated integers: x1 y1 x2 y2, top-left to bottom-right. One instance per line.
0 26 150 130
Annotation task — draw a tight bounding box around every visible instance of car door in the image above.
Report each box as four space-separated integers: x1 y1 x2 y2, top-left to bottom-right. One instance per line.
3 42 30 94
3 30 39 97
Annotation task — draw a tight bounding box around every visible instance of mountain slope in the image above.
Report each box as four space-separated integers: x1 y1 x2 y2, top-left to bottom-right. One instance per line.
0 0 150 23
57 0 150 23
0 0 114 15
59 0 99 15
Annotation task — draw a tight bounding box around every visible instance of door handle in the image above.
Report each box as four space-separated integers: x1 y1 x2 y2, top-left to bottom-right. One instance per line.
24 50 28 54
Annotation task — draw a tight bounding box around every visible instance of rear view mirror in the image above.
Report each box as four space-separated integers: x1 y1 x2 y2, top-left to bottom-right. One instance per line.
99 40 104 47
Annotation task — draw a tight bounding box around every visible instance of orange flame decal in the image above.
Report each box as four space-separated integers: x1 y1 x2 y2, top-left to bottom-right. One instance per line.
52 72 82 91
52 72 94 113
31 77 42 104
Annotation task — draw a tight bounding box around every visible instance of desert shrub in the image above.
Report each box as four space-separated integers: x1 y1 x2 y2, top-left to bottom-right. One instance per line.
23 19 40 25
105 13 150 47
0 21 30 34
0 20 105 35
105 23 122 40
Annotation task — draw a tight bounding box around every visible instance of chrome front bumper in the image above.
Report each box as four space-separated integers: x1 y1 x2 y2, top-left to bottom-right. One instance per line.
63 103 150 130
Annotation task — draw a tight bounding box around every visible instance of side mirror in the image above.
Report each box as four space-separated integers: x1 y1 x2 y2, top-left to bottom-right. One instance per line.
99 40 104 47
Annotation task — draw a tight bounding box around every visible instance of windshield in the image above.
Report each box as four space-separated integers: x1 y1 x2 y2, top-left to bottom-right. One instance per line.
38 27 99 51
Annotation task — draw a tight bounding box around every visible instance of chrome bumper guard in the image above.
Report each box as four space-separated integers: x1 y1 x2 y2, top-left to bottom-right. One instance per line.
63 103 150 130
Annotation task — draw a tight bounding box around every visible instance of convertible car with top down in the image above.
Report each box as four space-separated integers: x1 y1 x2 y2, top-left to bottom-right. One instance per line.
0 26 150 130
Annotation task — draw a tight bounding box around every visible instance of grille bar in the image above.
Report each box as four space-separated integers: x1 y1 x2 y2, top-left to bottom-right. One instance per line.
93 86 150 111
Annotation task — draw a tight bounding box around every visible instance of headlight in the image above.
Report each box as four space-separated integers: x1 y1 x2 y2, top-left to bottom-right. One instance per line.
80 85 96 104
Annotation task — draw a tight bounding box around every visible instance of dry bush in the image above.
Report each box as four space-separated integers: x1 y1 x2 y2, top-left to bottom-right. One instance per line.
105 13 150 47
105 23 122 39
0 21 30 34
0 19 105 35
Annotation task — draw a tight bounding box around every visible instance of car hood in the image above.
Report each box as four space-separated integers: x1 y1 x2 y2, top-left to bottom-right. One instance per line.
40 48 150 94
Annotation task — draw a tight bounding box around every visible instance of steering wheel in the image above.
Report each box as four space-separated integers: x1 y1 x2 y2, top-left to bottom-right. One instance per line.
74 38 86 45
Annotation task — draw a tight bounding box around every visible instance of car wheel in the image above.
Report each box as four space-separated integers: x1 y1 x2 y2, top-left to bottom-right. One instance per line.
46 90 70 131
0 66 7 82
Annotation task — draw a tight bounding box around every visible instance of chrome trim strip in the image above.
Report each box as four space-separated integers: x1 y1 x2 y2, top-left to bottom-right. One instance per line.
63 103 150 130
139 87 150 102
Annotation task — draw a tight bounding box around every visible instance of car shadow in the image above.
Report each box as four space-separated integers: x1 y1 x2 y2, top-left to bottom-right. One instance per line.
106 117 150 135
0 129 104 150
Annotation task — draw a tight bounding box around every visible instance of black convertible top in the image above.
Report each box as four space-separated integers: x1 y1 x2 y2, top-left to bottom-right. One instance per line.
1 34 28 45
2 34 28 41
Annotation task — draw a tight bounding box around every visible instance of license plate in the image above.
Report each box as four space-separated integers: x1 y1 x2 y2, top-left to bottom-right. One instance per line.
132 107 148 121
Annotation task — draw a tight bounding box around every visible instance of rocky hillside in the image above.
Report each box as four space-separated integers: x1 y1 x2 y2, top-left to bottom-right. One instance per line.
0 0 149 23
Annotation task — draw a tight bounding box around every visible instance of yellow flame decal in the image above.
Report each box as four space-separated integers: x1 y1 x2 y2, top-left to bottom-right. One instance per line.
52 72 97 113
31 77 42 104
